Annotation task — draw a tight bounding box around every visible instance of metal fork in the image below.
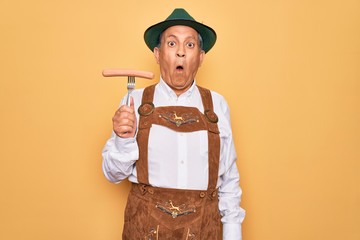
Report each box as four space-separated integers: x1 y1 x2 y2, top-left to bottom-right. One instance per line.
126 76 135 106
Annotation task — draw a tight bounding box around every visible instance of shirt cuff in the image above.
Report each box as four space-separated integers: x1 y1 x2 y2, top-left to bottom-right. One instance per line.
223 223 242 240
114 135 138 155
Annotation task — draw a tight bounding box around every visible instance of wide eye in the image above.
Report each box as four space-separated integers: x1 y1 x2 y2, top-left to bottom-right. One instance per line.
186 42 195 48
167 41 176 47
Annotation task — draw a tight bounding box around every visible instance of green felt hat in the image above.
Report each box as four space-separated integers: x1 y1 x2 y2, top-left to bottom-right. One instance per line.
144 8 217 53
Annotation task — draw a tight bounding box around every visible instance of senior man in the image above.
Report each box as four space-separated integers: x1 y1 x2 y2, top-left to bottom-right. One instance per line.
102 8 245 239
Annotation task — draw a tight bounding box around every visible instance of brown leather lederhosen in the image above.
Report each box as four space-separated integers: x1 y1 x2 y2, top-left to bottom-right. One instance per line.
122 84 221 240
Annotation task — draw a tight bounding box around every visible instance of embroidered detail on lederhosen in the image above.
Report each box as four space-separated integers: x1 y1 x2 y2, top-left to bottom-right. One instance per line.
156 200 197 218
159 111 199 127
122 84 222 240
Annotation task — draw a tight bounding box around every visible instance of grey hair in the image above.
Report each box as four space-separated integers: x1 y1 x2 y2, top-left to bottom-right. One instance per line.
156 32 204 51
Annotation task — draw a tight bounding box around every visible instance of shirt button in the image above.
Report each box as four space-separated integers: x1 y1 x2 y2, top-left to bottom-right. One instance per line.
199 192 206 198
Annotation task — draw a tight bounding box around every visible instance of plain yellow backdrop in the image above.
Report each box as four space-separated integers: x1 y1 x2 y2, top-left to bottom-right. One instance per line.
1 0 359 239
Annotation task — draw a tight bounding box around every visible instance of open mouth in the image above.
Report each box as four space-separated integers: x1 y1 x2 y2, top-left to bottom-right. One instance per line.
176 65 184 71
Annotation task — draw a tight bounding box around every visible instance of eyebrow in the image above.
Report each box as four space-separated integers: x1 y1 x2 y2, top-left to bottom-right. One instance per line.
165 34 196 41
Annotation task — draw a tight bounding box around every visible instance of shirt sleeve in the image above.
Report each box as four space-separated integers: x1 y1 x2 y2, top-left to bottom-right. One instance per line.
102 130 139 183
215 93 246 240
102 91 143 183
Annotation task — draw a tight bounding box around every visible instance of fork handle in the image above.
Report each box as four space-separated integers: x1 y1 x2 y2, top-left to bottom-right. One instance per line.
102 69 154 79
126 92 131 106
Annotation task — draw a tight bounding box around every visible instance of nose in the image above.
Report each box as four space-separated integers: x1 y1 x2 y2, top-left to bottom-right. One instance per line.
176 46 185 58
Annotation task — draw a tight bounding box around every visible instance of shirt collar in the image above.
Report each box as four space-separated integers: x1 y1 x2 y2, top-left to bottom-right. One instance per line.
158 77 197 100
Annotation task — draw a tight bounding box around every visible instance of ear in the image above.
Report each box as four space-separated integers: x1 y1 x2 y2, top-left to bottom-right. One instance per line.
154 47 160 64
199 50 205 67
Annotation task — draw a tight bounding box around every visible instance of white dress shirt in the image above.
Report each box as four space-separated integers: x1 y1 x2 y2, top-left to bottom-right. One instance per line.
102 78 245 239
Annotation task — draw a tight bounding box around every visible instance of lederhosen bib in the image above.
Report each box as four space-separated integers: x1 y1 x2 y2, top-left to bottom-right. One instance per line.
122 84 221 240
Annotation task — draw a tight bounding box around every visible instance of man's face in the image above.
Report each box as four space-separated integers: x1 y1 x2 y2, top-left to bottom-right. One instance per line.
154 25 205 96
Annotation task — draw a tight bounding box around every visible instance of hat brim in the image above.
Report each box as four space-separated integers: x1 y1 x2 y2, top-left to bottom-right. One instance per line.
144 19 217 53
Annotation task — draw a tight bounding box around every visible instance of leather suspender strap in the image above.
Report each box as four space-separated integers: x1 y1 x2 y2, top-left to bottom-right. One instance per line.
197 86 221 191
136 84 156 185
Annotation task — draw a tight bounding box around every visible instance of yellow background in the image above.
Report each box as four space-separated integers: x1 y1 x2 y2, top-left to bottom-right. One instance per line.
1 0 359 239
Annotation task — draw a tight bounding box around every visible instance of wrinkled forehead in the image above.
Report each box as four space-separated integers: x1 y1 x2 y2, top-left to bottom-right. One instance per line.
161 25 200 41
